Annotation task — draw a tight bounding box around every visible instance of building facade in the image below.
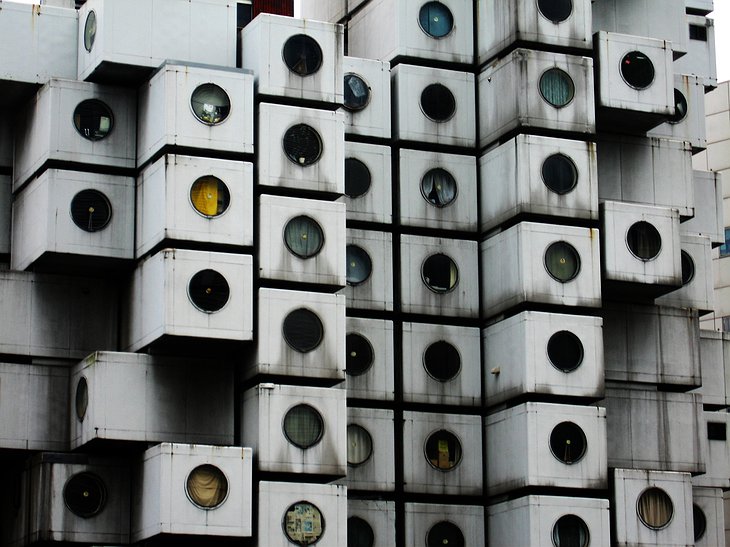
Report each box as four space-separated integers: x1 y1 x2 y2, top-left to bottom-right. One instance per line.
0 0 727 545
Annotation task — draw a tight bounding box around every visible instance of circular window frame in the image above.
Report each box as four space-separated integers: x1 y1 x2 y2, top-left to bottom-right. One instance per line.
423 340 462 382
419 83 457 123
421 253 460 294
189 83 231 126
637 487 674 530
348 516 375 547
626 221 663 262
73 99 114 142
549 421 587 465
538 67 575 109
669 88 689 124
283 215 325 259
347 423 374 467
681 250 695 285
282 124 324 167
84 10 97 52
283 500 326 546
70 189 113 233
63 472 107 518
346 244 373 287
620 50 656 90
282 34 324 77
282 308 325 353
184 464 229 510
343 72 372 112
189 176 231 219
417 1 455 39
424 429 463 472
544 241 581 283
541 153 579 195
283 404 325 449
546 330 585 373
187 269 231 314
551 514 590 547
536 0 574 24
345 332 375 377
420 167 458 208
344 157 372 199
426 520 465 547
693 503 707 541
75 377 89 422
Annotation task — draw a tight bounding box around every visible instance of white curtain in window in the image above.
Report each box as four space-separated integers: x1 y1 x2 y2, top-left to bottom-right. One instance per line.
638 489 673 529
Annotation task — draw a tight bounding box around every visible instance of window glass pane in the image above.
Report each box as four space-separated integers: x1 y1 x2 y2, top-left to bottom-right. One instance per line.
544 241 580 282
283 34 323 76
418 2 454 38
637 488 674 529
427 521 465 547
63 472 106 518
84 11 97 52
420 83 456 122
283 124 323 166
283 405 324 448
186 465 228 509
73 99 113 141
621 51 655 89
346 333 374 376
348 516 375 547
284 216 324 258
720 228 730 257
539 68 575 108
681 251 695 285
345 158 371 198
347 424 373 466
284 502 324 545
347 245 373 286
425 430 462 470
283 309 324 353
75 377 88 421
237 2 253 30
70 189 112 232
422 254 459 293
424 341 460 381
707 421 727 440
190 83 231 125
421 168 457 207
626 221 662 260
344 73 371 111
190 176 230 217
547 331 584 372
690 24 708 41
669 89 688 124
693 504 707 541
549 421 587 464
542 154 578 195
188 269 230 313
538 0 573 23
552 514 590 547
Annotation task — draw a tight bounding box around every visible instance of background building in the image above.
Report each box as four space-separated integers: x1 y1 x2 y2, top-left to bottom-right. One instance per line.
0 0 727 545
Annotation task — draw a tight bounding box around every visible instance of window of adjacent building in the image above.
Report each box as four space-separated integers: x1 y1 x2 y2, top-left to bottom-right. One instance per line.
75 377 88 421
347 516 375 547
539 68 575 108
626 221 662 261
420 84 456 122
63 472 106 518
186 464 228 509
552 514 589 547
188 269 230 313
425 429 462 471
637 488 674 530
538 0 573 23
283 124 323 166
347 424 373 466
669 89 689 124
542 153 578 195
345 158 371 198
283 405 324 449
190 176 230 218
690 24 708 41
73 99 113 141
422 254 459 293
719 228 730 257
284 216 325 258
544 241 581 282
418 2 454 38
426 521 465 547
283 34 323 76
346 333 374 376
707 421 727 440
344 73 371 111
693 504 707 541
346 245 373 286
283 308 324 353
421 168 457 207
71 189 112 232
284 501 324 545
190 84 231 125
237 1 253 31
547 330 584 372
549 421 587 464
681 251 695 285
620 51 655 90
424 340 461 381
84 10 97 52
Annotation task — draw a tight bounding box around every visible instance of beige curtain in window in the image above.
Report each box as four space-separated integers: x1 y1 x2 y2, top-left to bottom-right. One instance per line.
638 489 673 528
187 466 227 508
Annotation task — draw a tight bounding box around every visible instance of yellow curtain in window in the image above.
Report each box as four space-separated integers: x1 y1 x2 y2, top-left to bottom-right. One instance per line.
191 178 219 216
187 467 226 507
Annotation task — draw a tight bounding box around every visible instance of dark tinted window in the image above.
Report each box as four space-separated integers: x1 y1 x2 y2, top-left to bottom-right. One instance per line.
73 99 113 141
347 424 373 466
681 251 695 285
425 430 462 470
71 190 112 232
427 521 465 547
284 216 324 258
538 0 573 23
283 34 323 76
549 421 587 464
345 158 371 198
283 124 323 166
346 333 374 376
190 83 231 125
64 473 106 518
421 168 457 207
424 341 460 381
542 154 578 194
346 245 373 286
547 331 584 372
421 84 456 122
283 308 324 353
626 221 662 260
552 514 589 547
418 2 454 38
693 504 707 541
188 269 230 312
344 73 371 111
422 254 459 293
544 241 581 282
283 405 324 448
621 51 655 89
690 24 708 41
348 516 375 547
708 422 727 440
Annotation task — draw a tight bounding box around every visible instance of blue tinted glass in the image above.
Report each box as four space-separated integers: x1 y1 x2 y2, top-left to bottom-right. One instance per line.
720 228 730 257
418 2 453 38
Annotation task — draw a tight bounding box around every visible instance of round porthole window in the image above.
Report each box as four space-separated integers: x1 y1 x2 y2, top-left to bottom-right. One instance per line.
344 73 371 111
538 0 573 23
544 241 581 282
63 472 106 518
283 124 323 166
283 308 324 353
188 269 230 313
84 11 97 52
425 429 462 471
348 516 375 547
547 331 584 373
190 83 231 125
75 377 88 421
71 189 112 232
186 464 228 509
669 89 689 124
346 245 373 286
424 341 461 381
542 153 578 195
422 254 459 293
283 34 323 76
420 84 456 122
638 488 674 530
621 51 655 90
345 158 371 198
347 424 373 466
418 2 454 38
73 99 113 141
421 168 457 207
626 221 662 261
426 521 465 547
693 504 707 541
190 176 230 217
539 68 575 108
284 216 324 259
284 501 324 546
346 333 374 376
552 514 590 547
283 405 324 449
681 250 695 285
549 421 587 464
